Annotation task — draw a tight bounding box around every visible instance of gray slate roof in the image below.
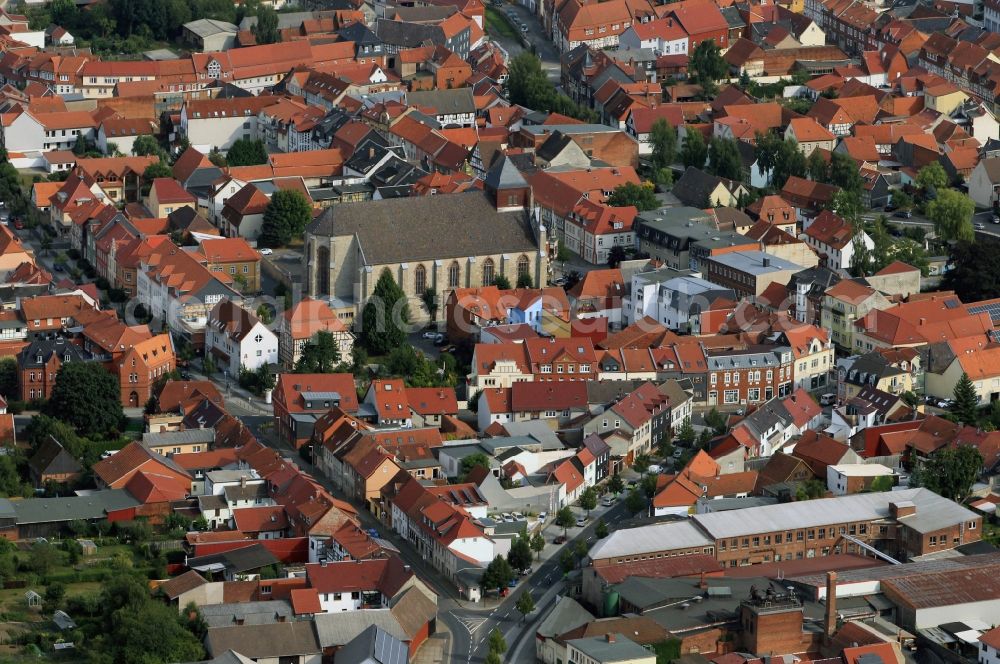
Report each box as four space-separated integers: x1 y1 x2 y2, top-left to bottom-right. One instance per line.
306 191 537 265
201 600 294 628
11 490 140 524
206 622 321 659
484 154 528 191
184 19 238 37
406 88 476 116
313 609 408 647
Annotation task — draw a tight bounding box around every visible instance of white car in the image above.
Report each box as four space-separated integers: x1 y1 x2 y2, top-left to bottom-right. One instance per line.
512 512 525 521
576 516 586 527
537 511 547 521
601 495 615 507
259 247 273 255
502 513 515 522
421 331 439 339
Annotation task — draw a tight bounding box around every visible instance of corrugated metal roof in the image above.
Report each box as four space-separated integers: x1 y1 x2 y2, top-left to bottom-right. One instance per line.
589 519 713 560
692 488 977 539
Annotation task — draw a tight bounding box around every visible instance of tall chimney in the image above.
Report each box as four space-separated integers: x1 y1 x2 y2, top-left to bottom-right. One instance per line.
824 571 838 640
606 634 616 643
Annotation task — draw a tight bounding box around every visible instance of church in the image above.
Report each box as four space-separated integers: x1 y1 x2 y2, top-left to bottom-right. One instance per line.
302 157 549 323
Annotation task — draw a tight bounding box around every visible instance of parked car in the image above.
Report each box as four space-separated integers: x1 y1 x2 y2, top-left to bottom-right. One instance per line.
975 222 986 230
553 535 567 544
647 464 662 474
511 512 525 521
601 495 615 507
421 330 439 340
259 247 273 255
576 516 586 527
520 23 528 32
894 210 912 218
501 513 515 522
671 448 683 459
53 263 65 272
552 276 568 287
12 219 23 230
819 393 837 406
538 511 547 521
508 578 517 588
520 567 532 576
180 371 192 381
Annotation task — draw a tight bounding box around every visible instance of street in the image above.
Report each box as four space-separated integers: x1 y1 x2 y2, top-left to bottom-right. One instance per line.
488 3 561 83
177 361 631 664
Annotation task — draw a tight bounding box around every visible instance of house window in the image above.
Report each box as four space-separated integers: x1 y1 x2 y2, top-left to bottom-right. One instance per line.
724 389 739 404
414 264 426 294
448 261 460 288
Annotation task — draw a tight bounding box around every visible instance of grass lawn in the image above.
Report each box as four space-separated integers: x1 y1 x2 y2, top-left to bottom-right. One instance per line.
485 6 518 39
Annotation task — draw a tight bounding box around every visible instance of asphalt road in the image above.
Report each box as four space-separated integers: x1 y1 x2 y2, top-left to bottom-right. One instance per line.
489 2 561 83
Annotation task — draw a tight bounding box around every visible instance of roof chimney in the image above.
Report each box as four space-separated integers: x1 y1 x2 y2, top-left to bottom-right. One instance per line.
606 634 616 643
762 256 771 268
824 571 838 640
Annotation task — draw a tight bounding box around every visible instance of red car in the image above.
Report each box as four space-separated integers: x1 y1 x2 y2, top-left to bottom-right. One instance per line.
553 535 567 544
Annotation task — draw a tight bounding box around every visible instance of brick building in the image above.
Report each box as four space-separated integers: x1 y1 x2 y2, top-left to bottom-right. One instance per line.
705 345 795 407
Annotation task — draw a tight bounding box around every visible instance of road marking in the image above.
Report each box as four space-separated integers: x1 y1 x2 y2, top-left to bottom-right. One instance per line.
454 615 488 634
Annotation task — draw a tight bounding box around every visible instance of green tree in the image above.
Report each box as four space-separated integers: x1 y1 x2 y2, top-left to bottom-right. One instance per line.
460 452 491 480
704 407 727 434
516 273 534 289
892 188 913 210
910 445 983 502
943 236 1000 302
771 138 807 190
45 582 66 607
927 188 975 242
507 533 533 571
795 479 827 501
688 39 726 96
492 273 511 290
0 357 17 399
951 372 980 425
256 303 274 324
574 539 588 562
252 5 280 44
607 182 659 211
607 245 627 268
530 531 545 559
45 362 123 438
226 138 268 166
486 652 503 664
30 541 61 575
869 475 894 492
634 453 651 474
608 473 624 495
0 455 29 497
680 129 708 169
421 288 438 319
579 486 597 516
505 52 595 122
294 330 341 373
806 149 829 182
481 556 515 594
650 118 677 170
260 189 312 247
625 488 646 514
361 269 410 355
489 627 507 655
830 189 863 229
142 160 171 184
555 506 575 536
131 134 164 159
560 549 575 573
595 518 609 538
202 353 216 376
675 417 696 446
707 136 742 181
642 473 659 498
829 151 861 192
916 162 949 192
515 591 536 620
